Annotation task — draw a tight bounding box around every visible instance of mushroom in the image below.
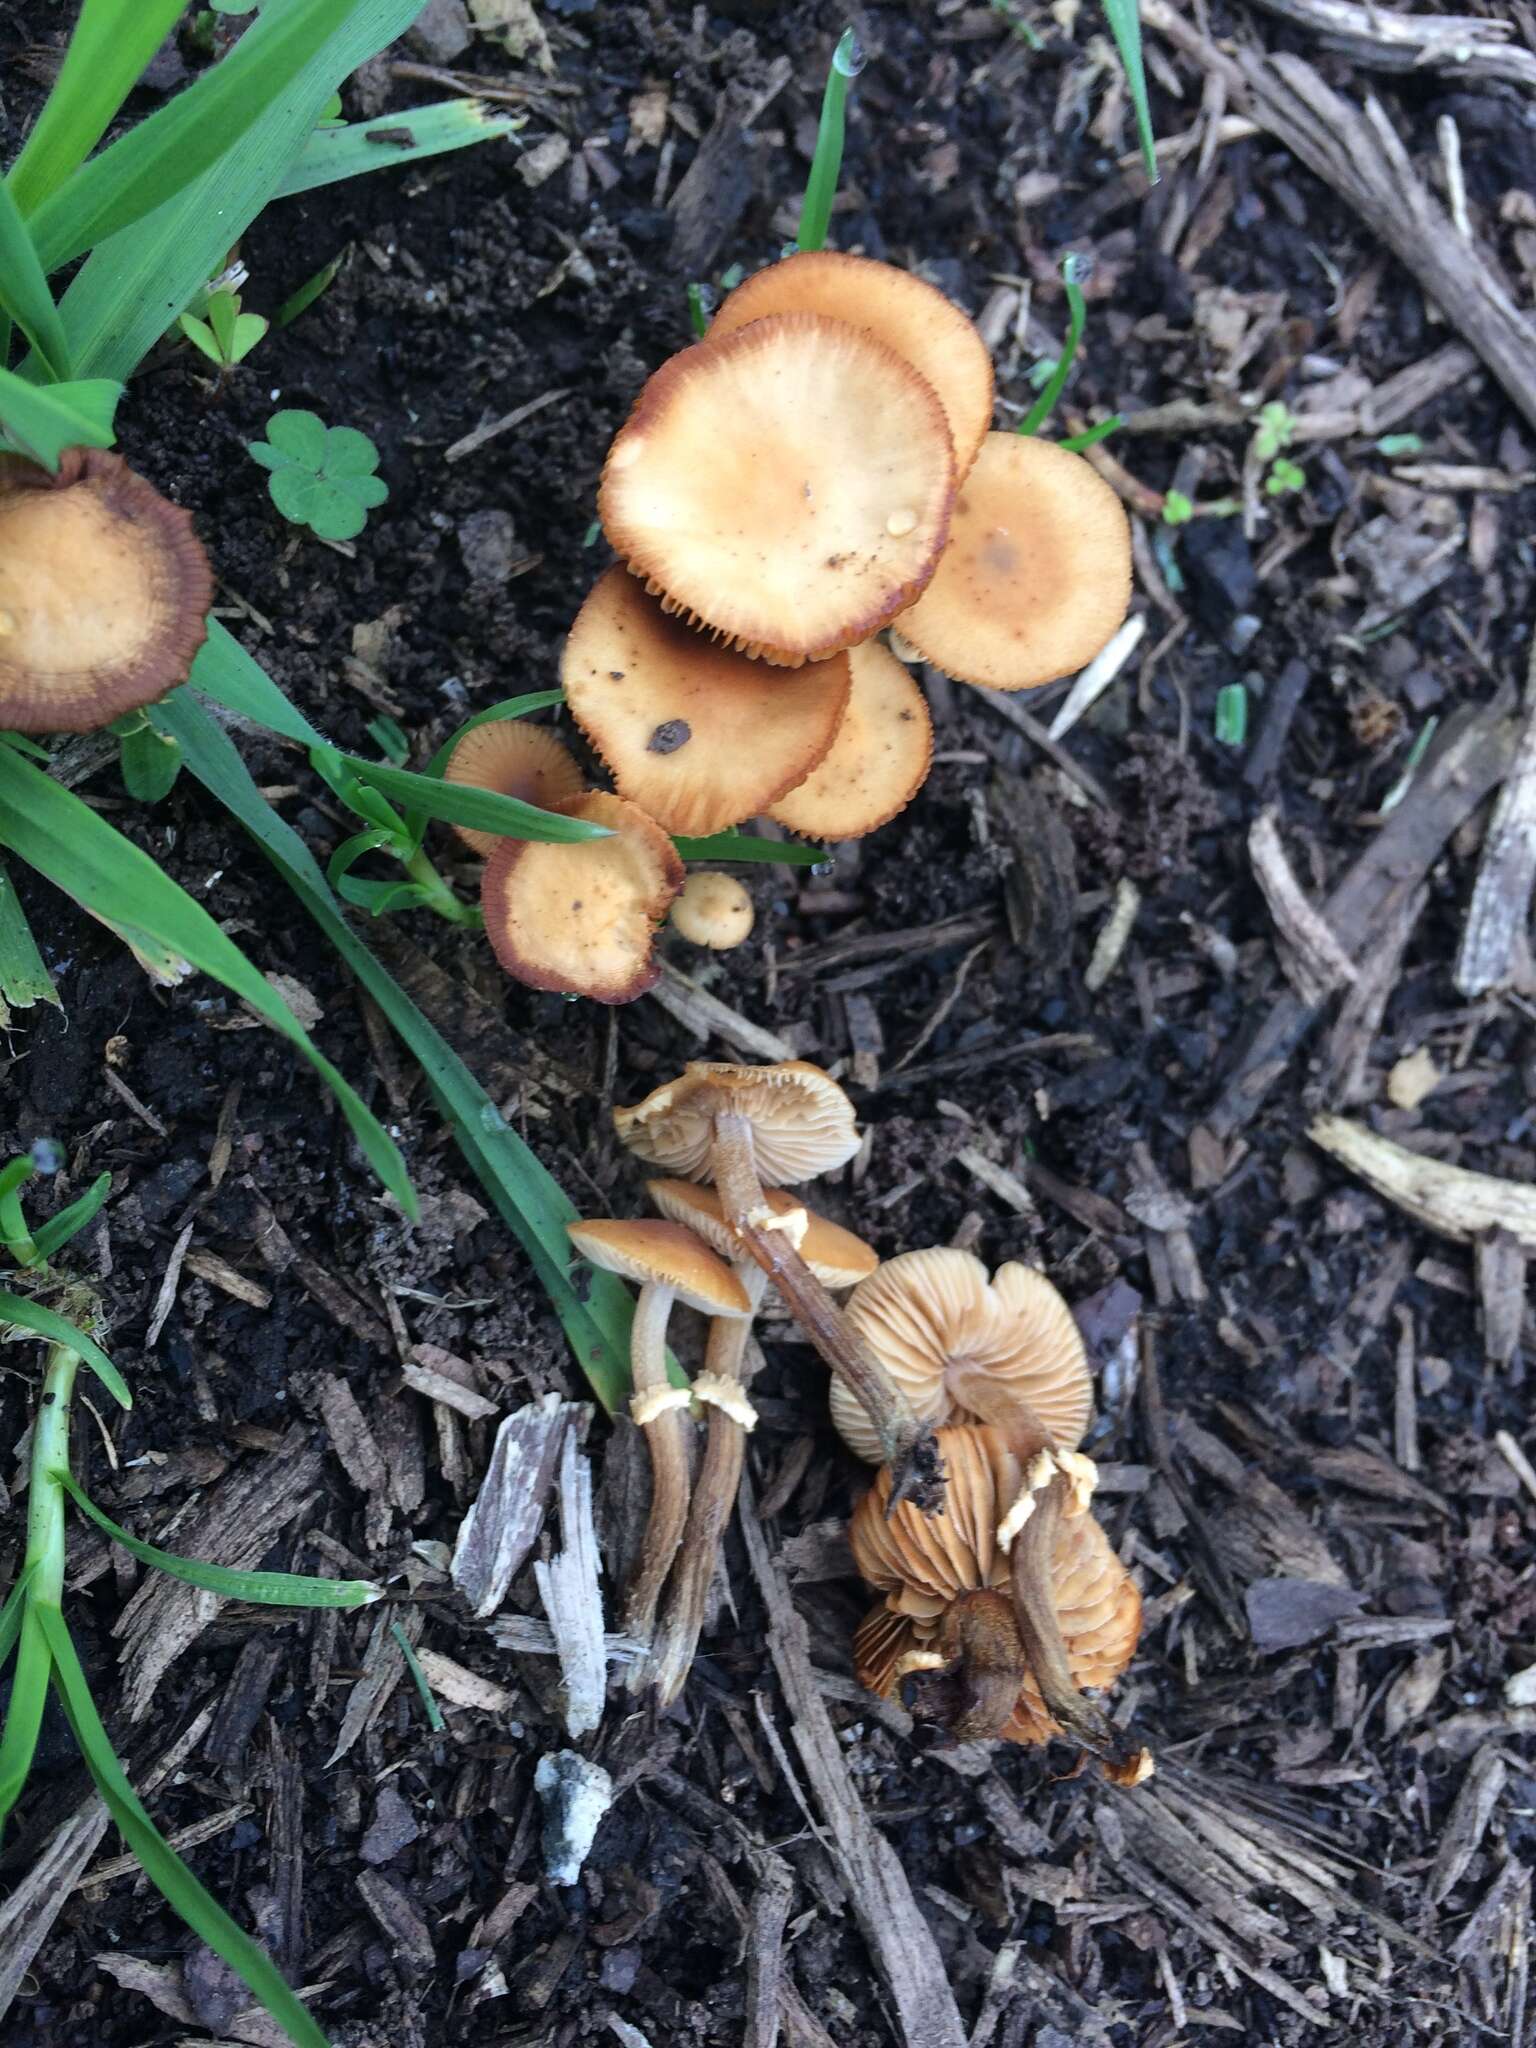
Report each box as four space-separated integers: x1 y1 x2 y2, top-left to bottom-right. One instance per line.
562 567 851 834
565 1216 750 1653
598 312 955 666
443 719 585 857
768 639 933 842
0 448 213 733
835 1248 1091 1465
481 792 683 1004
614 1061 943 1509
642 1179 876 1704
896 432 1132 692
670 872 755 951
850 1423 1142 1762
706 250 996 475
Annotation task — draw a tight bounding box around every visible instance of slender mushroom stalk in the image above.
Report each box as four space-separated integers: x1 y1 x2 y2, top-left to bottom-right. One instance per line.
928 1589 1030 1741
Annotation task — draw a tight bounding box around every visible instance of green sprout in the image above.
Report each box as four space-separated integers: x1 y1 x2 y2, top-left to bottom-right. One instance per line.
177 271 267 375
798 27 864 254
247 409 389 541
1162 488 1195 526
1100 0 1157 181
1214 683 1248 746
1265 456 1306 497
1252 400 1295 464
1019 253 1089 439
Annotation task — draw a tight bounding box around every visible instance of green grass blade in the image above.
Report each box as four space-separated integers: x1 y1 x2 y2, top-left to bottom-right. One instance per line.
272 100 515 199
5 0 189 217
156 691 640 1413
0 178 69 377
1101 0 1157 182
0 745 415 1220
0 1565 38 1675
674 831 822 866
31 1173 112 1262
0 368 120 469
341 754 609 844
36 1604 331 2048
27 0 352 276
0 860 59 1015
0 1291 131 1409
421 692 568 778
60 1479 382 1607
1019 257 1087 438
53 0 427 382
390 1621 445 1731
798 28 863 254
0 1606 51 1833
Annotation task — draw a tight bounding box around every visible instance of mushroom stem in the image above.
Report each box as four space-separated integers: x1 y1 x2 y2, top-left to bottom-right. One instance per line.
647 1262 768 1704
708 1108 945 1515
622 1281 692 1658
937 1590 1030 1741
1008 1472 1133 1765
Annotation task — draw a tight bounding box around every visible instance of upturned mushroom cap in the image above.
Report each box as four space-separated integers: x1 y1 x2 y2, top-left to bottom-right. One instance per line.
563 567 851 835
443 719 585 857
0 448 213 733
598 312 955 666
615 1060 860 1186
833 1248 1092 1463
482 791 682 1005
768 638 933 841
897 432 1132 692
707 251 995 474
646 1179 877 1287
566 1217 751 1315
670 872 755 950
850 1423 1140 1744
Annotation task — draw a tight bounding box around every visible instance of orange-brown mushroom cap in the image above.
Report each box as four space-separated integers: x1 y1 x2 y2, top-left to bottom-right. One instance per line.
670 871 755 950
482 791 682 1005
850 1423 1140 1745
443 719 586 857
708 251 995 474
646 1179 877 1288
834 1248 1092 1463
566 1217 751 1316
768 638 933 841
598 312 955 667
563 568 850 834
615 1060 859 1185
0 448 212 734
897 432 1132 692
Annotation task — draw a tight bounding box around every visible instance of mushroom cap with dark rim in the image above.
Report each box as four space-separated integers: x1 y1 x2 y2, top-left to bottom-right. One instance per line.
598 313 955 666
614 1059 860 1186
566 1217 751 1316
897 432 1132 692
563 568 850 835
482 791 682 1005
769 638 933 841
443 719 585 857
707 250 995 474
646 1179 877 1288
0 448 212 733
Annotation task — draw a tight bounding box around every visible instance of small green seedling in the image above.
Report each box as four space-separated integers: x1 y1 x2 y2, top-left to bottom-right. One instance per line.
1162 488 1195 526
1214 683 1248 746
1265 456 1306 498
1252 400 1294 463
247 409 388 541
179 283 268 374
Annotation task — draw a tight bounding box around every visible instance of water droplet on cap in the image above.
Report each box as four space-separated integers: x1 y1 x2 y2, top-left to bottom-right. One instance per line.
886 508 917 538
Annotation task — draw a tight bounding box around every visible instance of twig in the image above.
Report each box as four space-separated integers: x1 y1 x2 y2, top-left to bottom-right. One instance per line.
1456 640 1536 998
444 386 573 463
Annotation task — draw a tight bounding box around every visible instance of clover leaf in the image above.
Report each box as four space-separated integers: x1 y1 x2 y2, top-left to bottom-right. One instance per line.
247 409 388 541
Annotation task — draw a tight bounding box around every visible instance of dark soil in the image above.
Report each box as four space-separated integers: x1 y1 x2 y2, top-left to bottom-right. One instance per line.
2 3 1533 2045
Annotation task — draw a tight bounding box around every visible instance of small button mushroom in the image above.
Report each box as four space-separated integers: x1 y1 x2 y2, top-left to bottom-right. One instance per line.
442 719 585 857
0 448 212 733
769 640 933 842
669 872 755 951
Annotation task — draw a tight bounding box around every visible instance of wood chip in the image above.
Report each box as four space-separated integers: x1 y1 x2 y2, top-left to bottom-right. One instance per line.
414 1646 516 1715
451 1393 573 1619
649 959 800 1062
400 1355 500 1420
1311 1114 1536 1254
1248 809 1356 1004
1456 642 1536 998
356 1868 436 1975
532 1430 606 1739
181 1248 273 1310
1428 1747 1507 1904
0 1793 110 2015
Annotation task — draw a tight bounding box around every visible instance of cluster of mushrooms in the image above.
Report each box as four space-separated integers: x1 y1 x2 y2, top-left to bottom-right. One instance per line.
450 248 1134 1003
571 1055 1147 1777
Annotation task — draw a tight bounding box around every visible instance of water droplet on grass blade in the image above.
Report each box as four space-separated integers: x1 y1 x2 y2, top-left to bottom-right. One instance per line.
834 29 866 76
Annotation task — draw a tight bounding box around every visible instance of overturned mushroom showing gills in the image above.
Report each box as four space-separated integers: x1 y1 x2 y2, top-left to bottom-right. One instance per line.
443 718 585 856
851 1423 1141 1761
616 1062 944 1511
599 312 955 665
646 1179 877 1291
566 1217 749 1655
563 567 851 834
836 1248 1092 1463
482 792 683 1004
897 433 1132 692
0 448 213 733
769 639 933 842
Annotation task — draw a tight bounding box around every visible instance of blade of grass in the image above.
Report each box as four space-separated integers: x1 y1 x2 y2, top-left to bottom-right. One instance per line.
1100 0 1157 182
0 1607 51 1832
1018 256 1087 438
798 28 863 254
156 691 642 1413
0 367 120 470
273 100 515 199
0 744 415 1219
5 0 189 217
36 1603 331 2048
0 860 59 1015
0 1292 131 1409
61 1479 381 1606
276 250 346 328
0 1565 37 1675
391 1622 446 1732
0 179 69 377
673 830 823 866
31 1174 112 1262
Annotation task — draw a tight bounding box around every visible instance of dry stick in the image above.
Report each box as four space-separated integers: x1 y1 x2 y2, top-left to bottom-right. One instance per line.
621 1282 692 1658
709 1108 945 1514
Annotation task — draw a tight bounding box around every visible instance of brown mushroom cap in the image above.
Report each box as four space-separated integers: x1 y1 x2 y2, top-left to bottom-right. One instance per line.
707 251 995 474
768 638 933 841
598 312 955 667
482 791 683 1005
670 871 755 950
566 1217 751 1315
646 1179 877 1287
897 432 1132 692
443 719 586 857
850 1423 1140 1744
615 1059 860 1186
833 1248 1092 1463
0 448 212 734
563 568 850 834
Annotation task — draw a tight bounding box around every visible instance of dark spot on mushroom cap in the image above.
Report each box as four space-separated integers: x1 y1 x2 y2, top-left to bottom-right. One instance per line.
610 670 625 680
647 719 692 754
